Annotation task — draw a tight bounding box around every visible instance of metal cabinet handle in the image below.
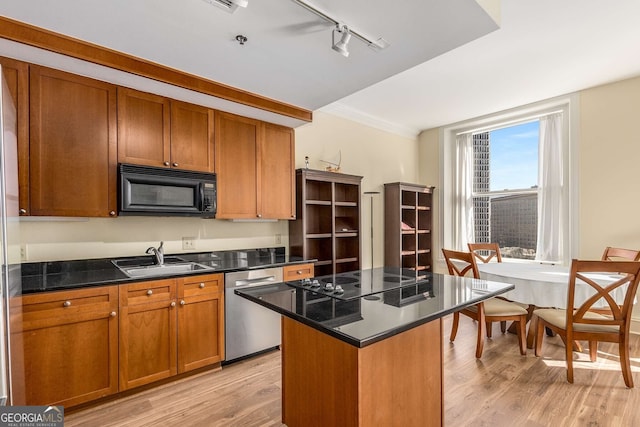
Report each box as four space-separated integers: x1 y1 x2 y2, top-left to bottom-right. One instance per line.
297 270 302 275
170 301 176 307
257 214 262 218
109 211 116 216
172 162 179 167
146 290 153 296
199 283 205 288
63 301 71 307
19 208 27 215
110 311 117 317
164 161 170 166
180 300 185 306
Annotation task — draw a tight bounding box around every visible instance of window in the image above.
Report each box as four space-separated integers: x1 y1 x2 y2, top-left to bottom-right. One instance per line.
472 121 539 260
440 96 577 265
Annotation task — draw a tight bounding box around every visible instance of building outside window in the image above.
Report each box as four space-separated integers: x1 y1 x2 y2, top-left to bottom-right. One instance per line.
471 121 539 260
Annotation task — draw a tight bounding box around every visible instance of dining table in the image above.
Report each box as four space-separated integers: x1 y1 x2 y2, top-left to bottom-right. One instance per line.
476 262 629 309
475 262 629 348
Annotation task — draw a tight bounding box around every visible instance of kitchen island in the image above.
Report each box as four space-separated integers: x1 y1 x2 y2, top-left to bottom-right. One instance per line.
236 267 514 427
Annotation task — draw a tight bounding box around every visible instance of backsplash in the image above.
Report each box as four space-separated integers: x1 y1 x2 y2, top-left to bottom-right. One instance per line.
18 216 289 262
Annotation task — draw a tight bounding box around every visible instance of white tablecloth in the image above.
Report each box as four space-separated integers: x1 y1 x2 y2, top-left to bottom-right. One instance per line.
477 262 628 309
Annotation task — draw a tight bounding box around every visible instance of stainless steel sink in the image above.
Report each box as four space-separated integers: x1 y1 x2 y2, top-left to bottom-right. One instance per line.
112 256 214 278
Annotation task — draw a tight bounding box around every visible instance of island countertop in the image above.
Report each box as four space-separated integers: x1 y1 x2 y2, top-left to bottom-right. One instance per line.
235 267 514 348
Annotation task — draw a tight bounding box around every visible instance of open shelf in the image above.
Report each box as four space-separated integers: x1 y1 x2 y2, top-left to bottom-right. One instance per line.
289 169 363 276
385 183 434 274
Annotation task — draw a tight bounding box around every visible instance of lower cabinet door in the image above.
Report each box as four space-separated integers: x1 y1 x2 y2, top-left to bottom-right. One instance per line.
9 286 119 407
119 280 177 390
177 274 224 373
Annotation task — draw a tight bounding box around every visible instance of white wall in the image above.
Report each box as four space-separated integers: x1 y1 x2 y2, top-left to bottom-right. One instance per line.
19 217 288 262
295 111 419 268
578 76 640 259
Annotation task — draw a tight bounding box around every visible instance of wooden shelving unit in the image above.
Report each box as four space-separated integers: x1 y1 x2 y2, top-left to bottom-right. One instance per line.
384 182 434 279
289 169 363 276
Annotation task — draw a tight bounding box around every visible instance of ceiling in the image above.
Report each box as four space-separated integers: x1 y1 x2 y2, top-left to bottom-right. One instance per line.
2 1 640 137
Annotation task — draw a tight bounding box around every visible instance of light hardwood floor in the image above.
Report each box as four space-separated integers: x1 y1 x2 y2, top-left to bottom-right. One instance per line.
66 315 640 426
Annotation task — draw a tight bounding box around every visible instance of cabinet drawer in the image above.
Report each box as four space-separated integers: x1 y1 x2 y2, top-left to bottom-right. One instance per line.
283 263 315 281
178 273 223 298
120 279 176 307
10 286 118 332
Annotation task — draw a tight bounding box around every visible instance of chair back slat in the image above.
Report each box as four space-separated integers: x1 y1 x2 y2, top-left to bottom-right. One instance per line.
442 249 479 279
567 260 640 330
468 243 502 264
601 246 640 261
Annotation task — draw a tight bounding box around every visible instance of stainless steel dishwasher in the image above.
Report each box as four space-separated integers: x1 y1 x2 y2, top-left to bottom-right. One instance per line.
224 267 286 362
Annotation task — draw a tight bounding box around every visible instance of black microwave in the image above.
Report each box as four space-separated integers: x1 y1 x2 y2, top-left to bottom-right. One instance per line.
118 163 217 218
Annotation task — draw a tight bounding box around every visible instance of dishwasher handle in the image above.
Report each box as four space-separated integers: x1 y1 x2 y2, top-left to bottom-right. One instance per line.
232 275 277 288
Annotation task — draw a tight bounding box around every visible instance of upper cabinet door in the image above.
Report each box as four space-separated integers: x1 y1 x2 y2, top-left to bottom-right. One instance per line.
170 100 215 173
29 65 117 217
261 123 295 219
0 56 29 216
215 112 260 219
117 87 171 168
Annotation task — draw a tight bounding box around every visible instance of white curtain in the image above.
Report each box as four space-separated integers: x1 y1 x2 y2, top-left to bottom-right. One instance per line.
536 113 563 262
453 133 475 250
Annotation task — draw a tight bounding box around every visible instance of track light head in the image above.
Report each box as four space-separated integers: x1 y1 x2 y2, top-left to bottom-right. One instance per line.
332 25 351 58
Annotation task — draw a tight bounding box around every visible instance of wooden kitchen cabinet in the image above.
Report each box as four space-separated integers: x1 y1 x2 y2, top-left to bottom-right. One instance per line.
29 65 118 217
177 273 225 373
117 88 170 168
384 182 434 278
0 56 29 216
261 123 296 219
283 263 315 281
9 286 119 407
170 100 215 172
215 111 295 219
118 279 177 390
118 88 215 173
289 169 362 276
119 274 224 389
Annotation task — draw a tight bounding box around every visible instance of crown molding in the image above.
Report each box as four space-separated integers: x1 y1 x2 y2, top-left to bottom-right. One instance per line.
320 102 420 139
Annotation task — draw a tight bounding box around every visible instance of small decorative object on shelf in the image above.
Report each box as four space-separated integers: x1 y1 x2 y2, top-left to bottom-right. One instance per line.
320 150 342 172
305 156 310 169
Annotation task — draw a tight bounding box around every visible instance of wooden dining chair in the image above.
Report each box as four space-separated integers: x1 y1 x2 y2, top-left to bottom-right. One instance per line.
468 242 503 263
533 260 640 388
468 242 528 334
601 246 640 262
442 249 528 358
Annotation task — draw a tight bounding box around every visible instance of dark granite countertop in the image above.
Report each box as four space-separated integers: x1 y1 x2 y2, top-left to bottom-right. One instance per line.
17 247 312 295
236 268 514 348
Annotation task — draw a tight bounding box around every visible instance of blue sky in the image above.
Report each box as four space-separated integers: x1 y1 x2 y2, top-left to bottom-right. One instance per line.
489 121 539 191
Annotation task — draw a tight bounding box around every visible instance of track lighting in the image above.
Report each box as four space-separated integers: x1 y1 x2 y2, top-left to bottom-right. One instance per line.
332 25 351 58
291 0 389 57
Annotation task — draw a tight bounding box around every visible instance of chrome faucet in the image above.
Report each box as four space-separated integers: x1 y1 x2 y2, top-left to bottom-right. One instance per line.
146 241 164 265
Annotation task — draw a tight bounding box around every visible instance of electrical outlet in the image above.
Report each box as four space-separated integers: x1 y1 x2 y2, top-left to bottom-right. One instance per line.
275 234 282 244
182 237 196 250
20 244 27 261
